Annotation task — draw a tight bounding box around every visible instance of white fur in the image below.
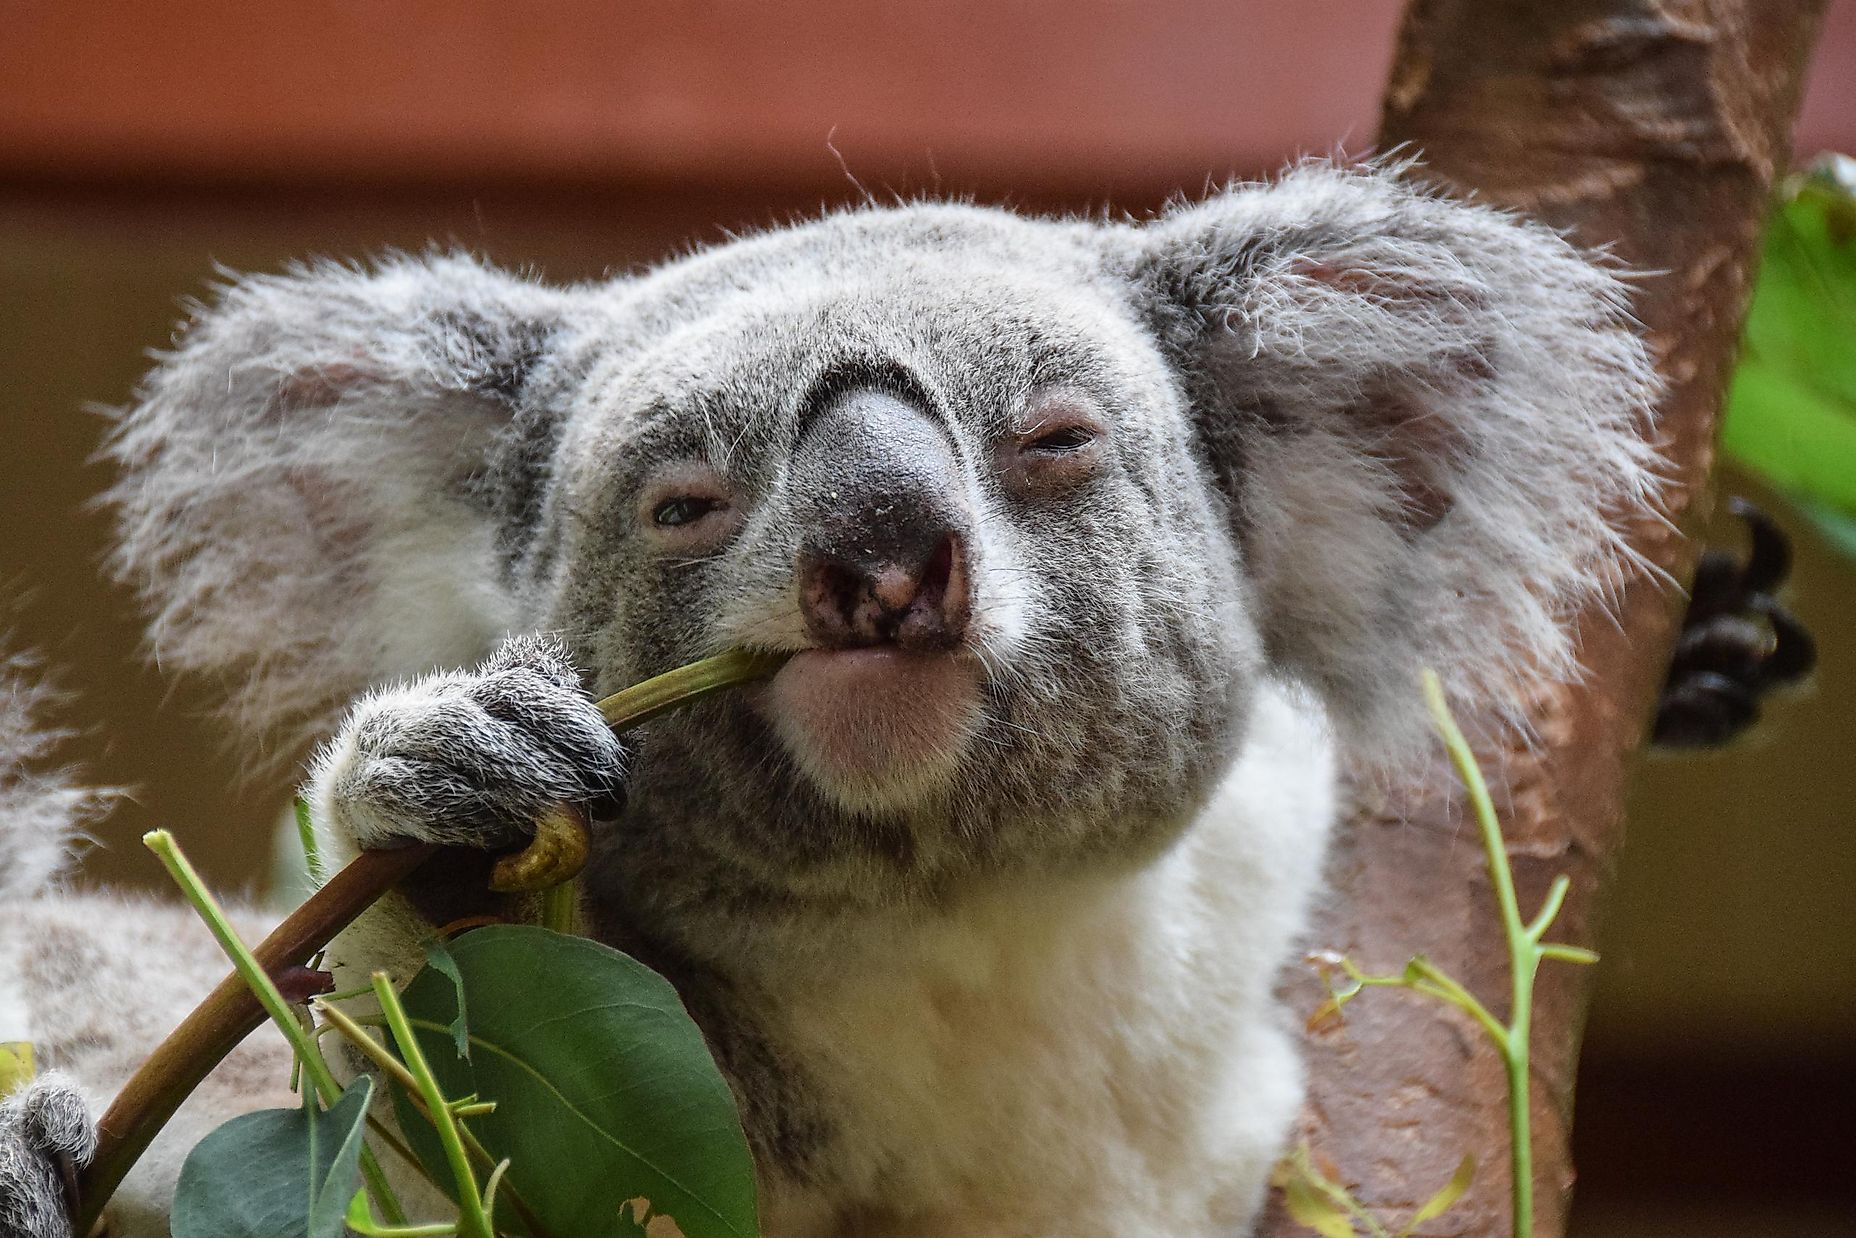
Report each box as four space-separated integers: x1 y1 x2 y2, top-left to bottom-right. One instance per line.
753 683 1334 1235
311 681 1336 1235
1 651 111 1050
8 162 1662 1237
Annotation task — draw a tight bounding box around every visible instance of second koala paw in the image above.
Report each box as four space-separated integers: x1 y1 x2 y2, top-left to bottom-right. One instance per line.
0 1073 94 1238
313 634 627 853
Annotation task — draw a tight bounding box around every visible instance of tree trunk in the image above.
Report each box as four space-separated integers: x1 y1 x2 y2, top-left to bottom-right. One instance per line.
1257 2 1828 1234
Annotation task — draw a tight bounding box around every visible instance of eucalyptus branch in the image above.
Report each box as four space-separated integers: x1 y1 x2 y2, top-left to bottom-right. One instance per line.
317 998 551 1238
1419 670 1597 1238
372 972 496 1238
73 648 788 1230
135 831 408 1227
1287 675 1598 1238
76 837 435 1231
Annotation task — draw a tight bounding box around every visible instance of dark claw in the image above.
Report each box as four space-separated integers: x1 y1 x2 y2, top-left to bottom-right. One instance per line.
1651 499 1815 749
1652 672 1761 748
1729 496 1795 596
1683 549 1746 623
1668 613 1771 684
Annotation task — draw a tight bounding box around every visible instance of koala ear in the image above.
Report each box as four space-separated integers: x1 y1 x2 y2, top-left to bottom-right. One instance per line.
106 253 580 762
1126 161 1662 762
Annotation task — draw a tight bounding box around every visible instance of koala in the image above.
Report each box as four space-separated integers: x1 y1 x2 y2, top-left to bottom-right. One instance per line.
2 160 1659 1237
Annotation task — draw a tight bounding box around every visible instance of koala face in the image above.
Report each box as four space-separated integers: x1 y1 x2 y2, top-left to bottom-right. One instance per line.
107 161 1659 923
532 210 1260 903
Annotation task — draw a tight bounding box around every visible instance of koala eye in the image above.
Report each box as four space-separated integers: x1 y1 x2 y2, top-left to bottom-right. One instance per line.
999 392 1109 497
639 463 741 551
653 495 726 527
1023 425 1097 454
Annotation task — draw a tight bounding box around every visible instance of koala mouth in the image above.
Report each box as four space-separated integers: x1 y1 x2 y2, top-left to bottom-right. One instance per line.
762 646 985 812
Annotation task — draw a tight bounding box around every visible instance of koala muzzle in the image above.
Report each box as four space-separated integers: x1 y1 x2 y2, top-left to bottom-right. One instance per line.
793 388 974 653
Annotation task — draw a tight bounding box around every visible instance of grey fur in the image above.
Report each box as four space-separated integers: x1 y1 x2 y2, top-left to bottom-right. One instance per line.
0 1075 94 1238
315 633 626 851
0 651 108 902
9 159 1660 1235
0 652 110 1238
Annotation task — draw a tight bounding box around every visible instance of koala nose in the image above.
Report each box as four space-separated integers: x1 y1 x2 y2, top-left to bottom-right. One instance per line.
790 386 974 652
799 529 971 651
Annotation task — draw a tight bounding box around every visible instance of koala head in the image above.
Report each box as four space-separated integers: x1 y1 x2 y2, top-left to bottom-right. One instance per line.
107 161 1658 909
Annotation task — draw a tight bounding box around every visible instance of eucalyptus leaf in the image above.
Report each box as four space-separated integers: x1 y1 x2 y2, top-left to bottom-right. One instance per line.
392 925 758 1238
172 1075 374 1238
1803 500 1856 560
1280 1172 1358 1238
1722 153 1856 534
1395 1154 1474 1237
424 934 471 1059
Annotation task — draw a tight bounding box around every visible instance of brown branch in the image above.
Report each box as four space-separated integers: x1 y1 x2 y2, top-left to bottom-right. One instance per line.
75 842 437 1233
1259 2 1827 1235
73 648 788 1232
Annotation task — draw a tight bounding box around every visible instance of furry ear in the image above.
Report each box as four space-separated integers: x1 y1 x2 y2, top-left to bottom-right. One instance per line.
0 647 110 900
1127 161 1662 762
106 254 581 764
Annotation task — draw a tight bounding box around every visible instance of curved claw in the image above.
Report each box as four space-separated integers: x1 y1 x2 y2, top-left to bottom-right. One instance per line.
1730 496 1795 596
1652 498 1815 749
1683 548 1745 623
488 803 592 894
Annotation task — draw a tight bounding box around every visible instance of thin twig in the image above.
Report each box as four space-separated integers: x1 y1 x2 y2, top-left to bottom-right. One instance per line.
73 648 788 1229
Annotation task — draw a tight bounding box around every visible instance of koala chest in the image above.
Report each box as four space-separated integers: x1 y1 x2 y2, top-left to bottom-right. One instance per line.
761 871 1198 1216
737 685 1340 1232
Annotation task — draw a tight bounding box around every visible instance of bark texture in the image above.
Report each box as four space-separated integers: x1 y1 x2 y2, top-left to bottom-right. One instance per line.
1258 2 1828 1235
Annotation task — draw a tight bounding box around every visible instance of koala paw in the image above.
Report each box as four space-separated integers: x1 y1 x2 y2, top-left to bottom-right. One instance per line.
313 634 628 853
0 1074 94 1238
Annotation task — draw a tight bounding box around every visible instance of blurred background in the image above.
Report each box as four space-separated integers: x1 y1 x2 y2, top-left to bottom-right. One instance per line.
2 3 1852 1234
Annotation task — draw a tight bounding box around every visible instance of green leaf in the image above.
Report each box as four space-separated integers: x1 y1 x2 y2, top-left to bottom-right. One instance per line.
173 1075 374 1238
392 925 759 1238
423 935 471 1060
1803 499 1856 560
1723 154 1856 526
1395 1154 1474 1237
1722 359 1856 513
1281 1173 1359 1237
293 795 326 885
1274 1145 1367 1238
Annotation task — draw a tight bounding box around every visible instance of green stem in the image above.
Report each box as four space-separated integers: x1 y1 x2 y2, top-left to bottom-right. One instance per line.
294 795 328 885
142 831 407 1226
1293 677 1599 1238
592 647 789 728
1405 959 1510 1049
539 882 577 935
1420 672 1534 1238
317 998 550 1236
371 973 495 1238
81 649 790 1229
1524 876 1572 942
346 1189 460 1237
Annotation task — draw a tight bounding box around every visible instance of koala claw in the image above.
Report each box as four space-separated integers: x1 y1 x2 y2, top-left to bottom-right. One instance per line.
0 1074 94 1238
488 803 593 893
314 633 628 855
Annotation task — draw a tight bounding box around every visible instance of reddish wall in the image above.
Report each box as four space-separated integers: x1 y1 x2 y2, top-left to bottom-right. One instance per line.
4 2 1848 196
